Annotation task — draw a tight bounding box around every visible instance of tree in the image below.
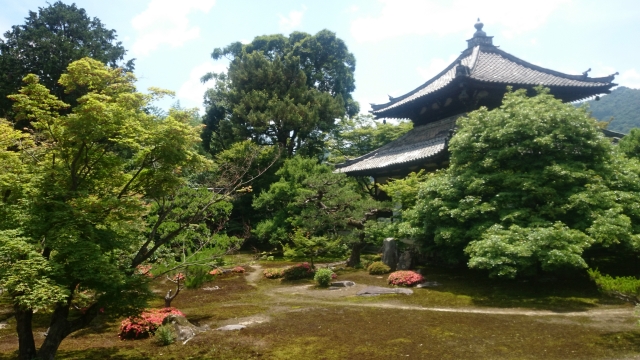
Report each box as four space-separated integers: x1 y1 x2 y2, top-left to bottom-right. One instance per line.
0 58 266 359
325 114 412 164
202 30 358 158
586 86 640 134
253 157 380 266
404 88 640 278
0 1 132 119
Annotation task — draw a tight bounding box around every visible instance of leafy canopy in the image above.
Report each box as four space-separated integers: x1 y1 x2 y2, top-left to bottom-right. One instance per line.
202 30 358 157
0 1 132 118
405 88 640 278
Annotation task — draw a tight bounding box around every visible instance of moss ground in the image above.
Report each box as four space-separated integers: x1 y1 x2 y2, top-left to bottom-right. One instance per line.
0 260 637 359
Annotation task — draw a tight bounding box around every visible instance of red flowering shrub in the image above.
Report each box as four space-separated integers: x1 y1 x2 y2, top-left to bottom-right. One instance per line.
119 307 185 340
136 264 153 277
232 266 245 273
172 272 185 281
263 268 285 279
209 268 223 276
282 262 315 280
387 271 424 287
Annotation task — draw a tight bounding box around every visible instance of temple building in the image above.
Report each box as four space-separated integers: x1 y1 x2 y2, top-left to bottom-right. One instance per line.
335 20 618 181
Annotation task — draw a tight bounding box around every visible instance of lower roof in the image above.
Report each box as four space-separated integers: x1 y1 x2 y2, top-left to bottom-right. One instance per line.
335 114 459 176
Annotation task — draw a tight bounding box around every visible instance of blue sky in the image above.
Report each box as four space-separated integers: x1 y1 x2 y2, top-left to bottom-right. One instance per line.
2 0 639 114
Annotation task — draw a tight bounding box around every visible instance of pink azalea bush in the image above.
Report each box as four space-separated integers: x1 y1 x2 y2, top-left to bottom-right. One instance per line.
136 264 153 278
232 266 245 273
387 271 424 287
282 262 315 280
263 268 285 279
209 268 223 276
119 307 185 340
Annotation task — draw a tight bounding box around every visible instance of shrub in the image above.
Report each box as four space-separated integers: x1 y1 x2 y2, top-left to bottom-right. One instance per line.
282 262 315 280
387 271 424 287
184 266 212 289
263 268 285 279
155 324 176 346
368 261 391 275
232 266 245 273
314 268 336 287
119 307 185 340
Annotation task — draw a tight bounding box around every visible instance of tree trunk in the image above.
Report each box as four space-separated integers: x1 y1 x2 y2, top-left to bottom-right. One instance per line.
346 241 365 268
15 306 36 360
36 304 71 360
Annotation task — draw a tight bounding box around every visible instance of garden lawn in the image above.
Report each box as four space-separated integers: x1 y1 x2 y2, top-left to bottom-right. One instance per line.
0 260 637 359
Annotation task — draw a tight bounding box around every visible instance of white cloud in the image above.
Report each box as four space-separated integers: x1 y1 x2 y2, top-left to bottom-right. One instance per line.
416 54 458 80
618 68 640 89
278 6 306 33
350 0 571 43
345 5 360 13
176 61 227 111
131 0 216 57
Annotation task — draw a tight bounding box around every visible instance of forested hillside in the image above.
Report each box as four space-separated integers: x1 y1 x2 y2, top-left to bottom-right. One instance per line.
586 86 640 133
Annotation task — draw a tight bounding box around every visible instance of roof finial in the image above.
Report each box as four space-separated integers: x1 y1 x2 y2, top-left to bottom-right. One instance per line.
473 18 486 37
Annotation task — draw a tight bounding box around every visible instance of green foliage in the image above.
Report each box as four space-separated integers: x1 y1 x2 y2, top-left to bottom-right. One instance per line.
0 1 132 118
588 268 640 304
283 229 344 267
406 87 640 278
0 58 253 358
314 268 335 287
326 115 412 163
253 157 381 264
183 266 213 289
586 86 640 133
618 128 640 160
203 30 357 157
282 262 315 280
367 261 391 275
155 324 176 346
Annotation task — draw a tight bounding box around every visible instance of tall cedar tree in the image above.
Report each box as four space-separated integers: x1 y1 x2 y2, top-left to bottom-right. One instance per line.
0 1 132 120
202 30 358 158
404 88 640 278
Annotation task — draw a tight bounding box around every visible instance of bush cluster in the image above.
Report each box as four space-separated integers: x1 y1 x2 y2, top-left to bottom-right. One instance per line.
263 268 285 279
368 261 391 275
387 271 424 287
282 262 315 280
232 266 246 273
314 268 336 287
209 268 223 276
119 307 185 340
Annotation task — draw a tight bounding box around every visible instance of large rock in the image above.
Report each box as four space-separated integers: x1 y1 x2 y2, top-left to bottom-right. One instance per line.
396 250 412 270
330 281 355 287
381 238 398 271
162 314 208 344
356 286 413 296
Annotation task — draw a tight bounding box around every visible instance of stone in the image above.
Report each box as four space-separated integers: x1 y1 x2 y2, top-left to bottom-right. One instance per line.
216 324 246 331
162 314 208 344
381 238 398 271
330 281 355 287
415 281 441 288
396 250 412 270
356 286 413 296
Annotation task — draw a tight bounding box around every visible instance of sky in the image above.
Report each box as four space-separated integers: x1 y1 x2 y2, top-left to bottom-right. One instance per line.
2 0 640 115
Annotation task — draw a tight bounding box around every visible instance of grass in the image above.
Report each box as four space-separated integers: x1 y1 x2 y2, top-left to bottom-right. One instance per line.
0 259 637 359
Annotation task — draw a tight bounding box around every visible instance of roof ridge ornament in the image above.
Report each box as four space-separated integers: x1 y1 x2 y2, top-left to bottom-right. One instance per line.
467 18 494 49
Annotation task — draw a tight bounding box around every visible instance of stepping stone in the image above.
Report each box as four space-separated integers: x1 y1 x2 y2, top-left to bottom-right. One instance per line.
356 286 413 296
216 324 246 331
416 281 441 288
330 281 355 287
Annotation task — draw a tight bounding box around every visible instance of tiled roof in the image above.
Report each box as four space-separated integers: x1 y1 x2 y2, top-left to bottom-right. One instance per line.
335 115 458 175
371 46 616 116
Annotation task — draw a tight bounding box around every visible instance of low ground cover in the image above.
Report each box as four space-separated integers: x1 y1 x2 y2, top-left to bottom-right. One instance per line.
0 258 637 359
